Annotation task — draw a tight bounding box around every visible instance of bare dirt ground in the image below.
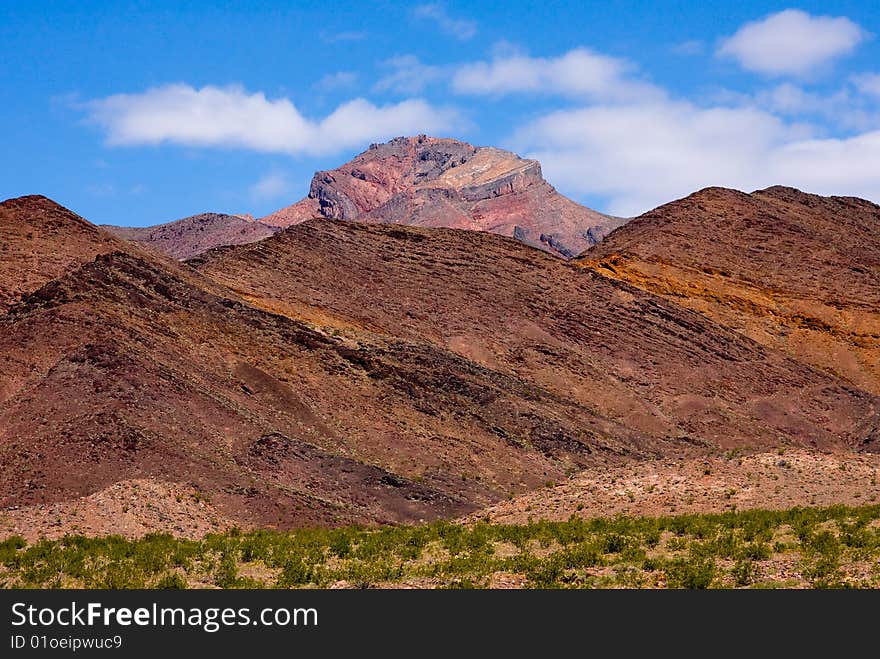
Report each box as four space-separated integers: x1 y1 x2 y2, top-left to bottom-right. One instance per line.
472 449 880 524
3 449 877 544
0 480 236 541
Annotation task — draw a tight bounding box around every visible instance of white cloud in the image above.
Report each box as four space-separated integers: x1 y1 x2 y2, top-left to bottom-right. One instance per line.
374 56 445 94
314 71 358 92
513 102 792 215
717 9 866 77
768 131 880 193
249 172 290 200
452 48 662 101
412 4 476 40
512 96 880 216
757 82 830 114
718 79 880 131
853 73 880 97
85 84 460 156
489 40 526 59
469 36 880 216
753 83 860 125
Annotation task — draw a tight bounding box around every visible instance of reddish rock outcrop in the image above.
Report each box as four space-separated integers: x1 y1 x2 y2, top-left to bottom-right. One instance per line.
260 135 625 257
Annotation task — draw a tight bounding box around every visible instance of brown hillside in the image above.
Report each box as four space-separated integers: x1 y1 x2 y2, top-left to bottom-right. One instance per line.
3 197 879 535
581 186 880 394
2 203 678 529
193 219 880 455
0 196 126 311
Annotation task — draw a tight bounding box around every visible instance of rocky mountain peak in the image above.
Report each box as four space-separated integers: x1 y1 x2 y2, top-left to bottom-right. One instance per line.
260 136 625 258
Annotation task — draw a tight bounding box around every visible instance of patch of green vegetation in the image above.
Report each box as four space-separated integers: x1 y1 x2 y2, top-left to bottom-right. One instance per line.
1 504 879 589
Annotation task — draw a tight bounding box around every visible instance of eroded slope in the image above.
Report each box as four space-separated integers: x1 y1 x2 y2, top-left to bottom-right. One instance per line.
581 186 880 393
194 220 880 454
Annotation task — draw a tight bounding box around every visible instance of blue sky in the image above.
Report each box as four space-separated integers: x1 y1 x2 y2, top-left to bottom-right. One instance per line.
2 1 880 226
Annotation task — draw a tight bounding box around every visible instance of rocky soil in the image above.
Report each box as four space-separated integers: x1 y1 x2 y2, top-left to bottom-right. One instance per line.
0 196 126 311
0 480 235 541
474 449 880 524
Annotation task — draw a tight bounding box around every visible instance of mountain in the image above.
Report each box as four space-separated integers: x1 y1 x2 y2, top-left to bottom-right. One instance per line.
0 195 128 311
0 198 660 529
3 195 878 536
0 249 473 526
96 136 623 260
192 219 879 455
260 135 626 258
102 212 278 260
580 186 880 395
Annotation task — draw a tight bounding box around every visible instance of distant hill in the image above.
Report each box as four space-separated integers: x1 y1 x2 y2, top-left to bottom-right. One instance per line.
102 212 277 260
100 136 625 260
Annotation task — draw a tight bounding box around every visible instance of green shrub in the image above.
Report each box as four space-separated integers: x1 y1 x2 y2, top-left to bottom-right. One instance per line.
276 555 314 588
802 555 842 588
526 556 565 588
329 533 353 559
739 542 771 561
601 533 628 554
155 573 188 589
642 527 662 549
665 557 715 589
214 552 239 589
3 502 879 590
732 558 758 586
561 543 602 569
0 536 27 565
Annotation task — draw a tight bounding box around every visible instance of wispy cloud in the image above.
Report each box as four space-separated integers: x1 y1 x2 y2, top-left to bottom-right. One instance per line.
713 75 880 131
511 78 880 216
374 56 445 95
86 183 115 197
249 172 290 200
672 40 705 56
853 73 880 98
412 4 476 41
452 48 662 102
314 71 358 92
717 9 866 77
84 84 461 156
